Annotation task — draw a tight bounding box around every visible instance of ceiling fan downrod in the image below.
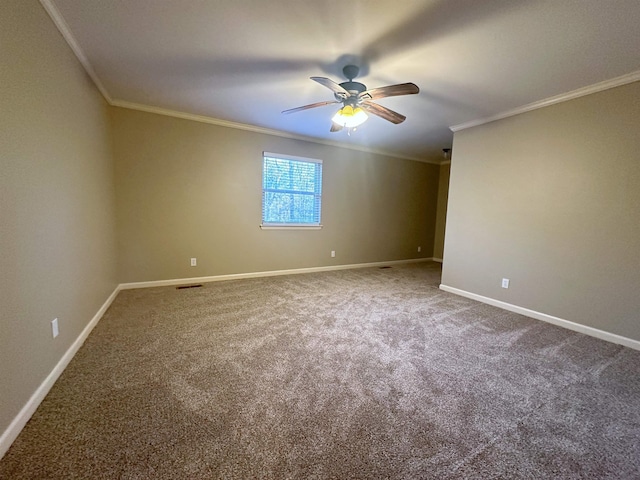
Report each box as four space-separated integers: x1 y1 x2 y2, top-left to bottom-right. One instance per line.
337 64 367 101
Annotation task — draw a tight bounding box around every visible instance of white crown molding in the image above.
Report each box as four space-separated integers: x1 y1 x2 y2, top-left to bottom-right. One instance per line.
40 1 435 164
450 70 640 132
40 0 112 103
111 100 438 164
439 284 640 351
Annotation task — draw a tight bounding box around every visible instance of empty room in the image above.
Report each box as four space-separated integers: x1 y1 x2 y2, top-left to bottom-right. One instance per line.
2 0 640 478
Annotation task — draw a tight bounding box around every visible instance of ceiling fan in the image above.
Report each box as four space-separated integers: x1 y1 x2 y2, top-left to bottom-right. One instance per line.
282 65 419 132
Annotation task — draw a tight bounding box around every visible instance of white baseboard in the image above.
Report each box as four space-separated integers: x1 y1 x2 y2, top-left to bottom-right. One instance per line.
432 257 443 263
0 286 121 459
439 284 640 351
119 257 436 290
1 259 439 459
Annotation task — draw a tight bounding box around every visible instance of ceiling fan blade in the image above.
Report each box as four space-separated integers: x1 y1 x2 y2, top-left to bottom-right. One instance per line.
330 123 343 133
359 82 419 101
361 102 406 124
311 77 350 99
282 100 340 115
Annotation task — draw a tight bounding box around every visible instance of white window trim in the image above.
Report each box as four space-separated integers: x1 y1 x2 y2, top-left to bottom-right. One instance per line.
260 224 323 230
263 152 323 166
261 152 323 229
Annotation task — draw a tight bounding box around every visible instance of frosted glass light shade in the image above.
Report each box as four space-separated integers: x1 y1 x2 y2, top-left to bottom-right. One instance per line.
331 105 368 128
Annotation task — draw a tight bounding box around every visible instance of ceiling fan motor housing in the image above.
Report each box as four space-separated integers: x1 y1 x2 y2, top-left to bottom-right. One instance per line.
283 63 416 126
336 65 367 104
336 81 367 104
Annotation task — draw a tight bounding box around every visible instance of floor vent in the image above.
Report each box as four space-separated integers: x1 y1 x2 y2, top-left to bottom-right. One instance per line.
176 284 203 290
379 266 392 269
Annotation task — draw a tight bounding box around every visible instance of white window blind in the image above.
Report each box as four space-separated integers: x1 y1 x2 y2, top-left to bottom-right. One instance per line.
262 152 323 227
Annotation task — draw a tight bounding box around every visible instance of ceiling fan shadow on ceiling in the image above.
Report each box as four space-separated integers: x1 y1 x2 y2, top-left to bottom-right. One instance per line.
282 65 419 134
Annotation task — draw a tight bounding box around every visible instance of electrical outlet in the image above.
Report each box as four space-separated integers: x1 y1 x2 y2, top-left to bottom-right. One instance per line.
190 258 197 267
51 318 59 338
417 246 421 252
501 278 510 289
331 250 336 258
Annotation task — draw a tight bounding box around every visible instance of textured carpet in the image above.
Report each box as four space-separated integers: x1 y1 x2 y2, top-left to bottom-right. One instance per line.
1 262 640 479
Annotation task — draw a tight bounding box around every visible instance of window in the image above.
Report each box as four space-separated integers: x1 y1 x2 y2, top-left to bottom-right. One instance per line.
261 152 323 228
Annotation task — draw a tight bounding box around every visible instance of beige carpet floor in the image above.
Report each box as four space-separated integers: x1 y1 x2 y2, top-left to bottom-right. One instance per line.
1 262 639 479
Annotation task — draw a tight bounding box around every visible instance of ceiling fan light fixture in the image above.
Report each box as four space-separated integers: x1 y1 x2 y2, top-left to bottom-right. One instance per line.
331 105 368 128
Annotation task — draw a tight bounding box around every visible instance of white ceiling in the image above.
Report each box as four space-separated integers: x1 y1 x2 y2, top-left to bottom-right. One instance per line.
45 0 640 162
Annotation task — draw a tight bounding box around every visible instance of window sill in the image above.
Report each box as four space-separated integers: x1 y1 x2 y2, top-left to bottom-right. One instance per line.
260 224 323 230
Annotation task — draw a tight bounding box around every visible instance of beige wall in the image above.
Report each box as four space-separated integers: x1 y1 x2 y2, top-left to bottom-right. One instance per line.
0 1 439 448
0 1 117 436
433 163 451 260
442 81 640 341
111 108 440 283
